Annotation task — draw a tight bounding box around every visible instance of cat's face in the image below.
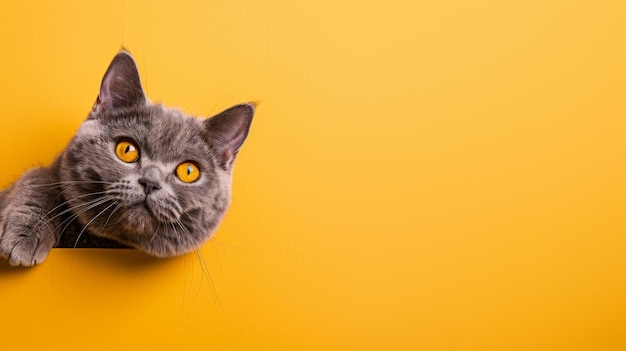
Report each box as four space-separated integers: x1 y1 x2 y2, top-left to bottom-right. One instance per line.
59 51 253 257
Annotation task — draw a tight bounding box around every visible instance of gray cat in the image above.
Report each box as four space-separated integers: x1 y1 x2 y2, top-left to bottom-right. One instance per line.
0 51 254 266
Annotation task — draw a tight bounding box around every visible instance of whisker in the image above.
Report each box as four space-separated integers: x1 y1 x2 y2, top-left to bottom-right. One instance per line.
102 203 121 230
210 238 250 250
194 248 223 313
74 201 117 248
26 195 114 248
32 191 111 232
173 219 224 313
175 219 191 236
148 223 161 245
209 240 224 293
50 196 112 231
169 222 182 247
30 180 113 189
56 197 113 241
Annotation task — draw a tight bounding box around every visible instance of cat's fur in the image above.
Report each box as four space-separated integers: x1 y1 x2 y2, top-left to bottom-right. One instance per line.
0 51 254 266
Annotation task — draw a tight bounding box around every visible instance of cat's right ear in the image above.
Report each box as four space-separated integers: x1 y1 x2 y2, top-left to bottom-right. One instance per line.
203 103 255 170
90 50 146 117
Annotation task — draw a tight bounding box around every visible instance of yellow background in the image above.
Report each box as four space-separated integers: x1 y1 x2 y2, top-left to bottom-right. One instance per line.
0 1 624 349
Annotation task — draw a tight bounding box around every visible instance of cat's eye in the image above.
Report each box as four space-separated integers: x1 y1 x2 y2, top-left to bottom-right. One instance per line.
115 141 140 163
176 162 200 183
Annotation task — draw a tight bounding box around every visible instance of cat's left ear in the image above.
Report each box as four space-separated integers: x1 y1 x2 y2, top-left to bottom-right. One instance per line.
91 50 146 116
203 103 255 170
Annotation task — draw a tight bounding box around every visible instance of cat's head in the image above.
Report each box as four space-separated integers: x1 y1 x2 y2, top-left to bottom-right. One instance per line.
60 51 254 257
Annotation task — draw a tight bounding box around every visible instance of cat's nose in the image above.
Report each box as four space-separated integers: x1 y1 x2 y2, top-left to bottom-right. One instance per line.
138 177 161 195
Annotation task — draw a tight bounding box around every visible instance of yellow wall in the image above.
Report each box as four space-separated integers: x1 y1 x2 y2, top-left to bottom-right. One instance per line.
0 1 624 349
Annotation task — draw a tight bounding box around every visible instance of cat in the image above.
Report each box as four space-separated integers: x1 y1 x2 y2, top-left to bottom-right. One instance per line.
0 50 254 267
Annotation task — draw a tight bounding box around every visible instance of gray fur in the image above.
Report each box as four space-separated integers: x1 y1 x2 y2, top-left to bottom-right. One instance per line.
0 51 254 266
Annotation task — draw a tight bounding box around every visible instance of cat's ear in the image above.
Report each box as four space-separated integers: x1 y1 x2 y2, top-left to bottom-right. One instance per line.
91 50 145 116
203 103 255 170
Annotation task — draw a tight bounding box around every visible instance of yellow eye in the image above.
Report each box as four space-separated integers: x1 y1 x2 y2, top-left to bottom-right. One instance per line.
176 162 200 183
115 141 139 163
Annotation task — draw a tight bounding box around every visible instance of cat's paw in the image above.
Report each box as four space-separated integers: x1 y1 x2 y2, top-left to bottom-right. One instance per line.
0 215 56 267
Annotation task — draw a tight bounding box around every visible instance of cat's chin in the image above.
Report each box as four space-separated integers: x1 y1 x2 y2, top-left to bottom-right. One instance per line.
93 203 211 258
120 205 160 235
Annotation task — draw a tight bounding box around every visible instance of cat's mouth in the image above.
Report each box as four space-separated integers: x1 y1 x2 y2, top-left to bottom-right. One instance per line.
107 182 182 234
126 195 181 227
